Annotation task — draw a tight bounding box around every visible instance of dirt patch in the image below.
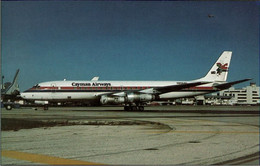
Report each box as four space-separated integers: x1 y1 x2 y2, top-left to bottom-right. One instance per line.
1 118 67 131
1 118 172 131
189 140 201 144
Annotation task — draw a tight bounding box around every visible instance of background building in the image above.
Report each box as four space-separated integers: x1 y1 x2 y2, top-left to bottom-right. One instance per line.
212 82 259 105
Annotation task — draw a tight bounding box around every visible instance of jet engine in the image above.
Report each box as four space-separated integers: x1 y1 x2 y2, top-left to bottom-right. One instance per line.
127 93 155 103
100 93 155 105
100 96 125 105
35 100 49 105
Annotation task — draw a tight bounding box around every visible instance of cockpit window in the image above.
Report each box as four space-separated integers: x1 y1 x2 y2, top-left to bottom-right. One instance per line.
32 84 40 88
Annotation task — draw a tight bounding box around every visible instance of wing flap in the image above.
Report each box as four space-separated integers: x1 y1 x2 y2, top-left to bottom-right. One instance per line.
214 79 251 90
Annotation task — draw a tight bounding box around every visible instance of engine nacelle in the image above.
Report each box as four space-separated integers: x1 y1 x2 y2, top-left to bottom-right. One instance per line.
100 96 125 105
127 93 155 103
100 93 155 105
35 100 49 105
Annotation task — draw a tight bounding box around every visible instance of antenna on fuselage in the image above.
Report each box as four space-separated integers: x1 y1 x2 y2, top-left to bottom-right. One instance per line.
91 77 99 81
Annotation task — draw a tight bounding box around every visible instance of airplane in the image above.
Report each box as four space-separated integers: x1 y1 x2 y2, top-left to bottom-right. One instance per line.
21 51 250 111
208 14 215 18
1 69 21 110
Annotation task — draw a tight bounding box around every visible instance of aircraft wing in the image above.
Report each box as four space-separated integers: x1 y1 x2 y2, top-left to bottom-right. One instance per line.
108 81 209 97
151 81 210 94
214 79 251 90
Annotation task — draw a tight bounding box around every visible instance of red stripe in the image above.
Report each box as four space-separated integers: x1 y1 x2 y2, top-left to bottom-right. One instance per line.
32 86 214 91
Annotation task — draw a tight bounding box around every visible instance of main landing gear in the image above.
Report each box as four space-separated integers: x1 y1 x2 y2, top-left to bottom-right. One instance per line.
43 104 49 110
5 104 13 110
124 105 144 111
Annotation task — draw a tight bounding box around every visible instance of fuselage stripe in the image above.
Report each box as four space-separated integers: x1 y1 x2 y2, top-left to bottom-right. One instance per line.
24 87 216 93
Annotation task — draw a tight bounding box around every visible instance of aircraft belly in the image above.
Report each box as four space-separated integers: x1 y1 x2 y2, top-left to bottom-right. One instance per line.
159 91 209 100
23 92 98 101
51 92 96 100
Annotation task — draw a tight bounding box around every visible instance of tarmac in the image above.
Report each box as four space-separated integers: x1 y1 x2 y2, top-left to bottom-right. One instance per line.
1 105 259 165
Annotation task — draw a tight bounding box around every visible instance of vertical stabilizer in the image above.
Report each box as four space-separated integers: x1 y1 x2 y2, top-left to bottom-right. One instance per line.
200 51 232 82
4 69 20 95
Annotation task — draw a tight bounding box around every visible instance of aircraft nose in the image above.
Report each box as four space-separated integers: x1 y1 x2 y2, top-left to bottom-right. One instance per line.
20 92 28 99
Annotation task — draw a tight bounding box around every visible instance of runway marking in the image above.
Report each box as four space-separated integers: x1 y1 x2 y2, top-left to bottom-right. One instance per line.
147 130 259 134
2 150 103 165
173 130 259 134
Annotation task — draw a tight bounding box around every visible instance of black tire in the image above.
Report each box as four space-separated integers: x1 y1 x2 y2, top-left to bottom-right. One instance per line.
139 106 144 111
5 105 12 110
124 106 129 111
43 105 49 110
132 106 137 111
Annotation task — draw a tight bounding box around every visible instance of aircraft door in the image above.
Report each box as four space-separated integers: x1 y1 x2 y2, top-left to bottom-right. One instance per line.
51 83 57 93
50 83 57 100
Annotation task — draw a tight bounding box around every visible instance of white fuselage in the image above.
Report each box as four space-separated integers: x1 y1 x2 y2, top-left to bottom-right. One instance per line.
21 80 216 104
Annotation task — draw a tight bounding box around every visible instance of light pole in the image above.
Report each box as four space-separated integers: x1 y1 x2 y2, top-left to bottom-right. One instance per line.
1 75 4 90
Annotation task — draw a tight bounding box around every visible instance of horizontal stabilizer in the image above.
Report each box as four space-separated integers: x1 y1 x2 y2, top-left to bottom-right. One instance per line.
214 79 251 90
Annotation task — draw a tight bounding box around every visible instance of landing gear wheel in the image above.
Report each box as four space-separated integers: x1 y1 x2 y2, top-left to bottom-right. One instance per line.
138 106 144 111
124 106 130 111
43 105 49 110
132 106 137 111
5 105 12 110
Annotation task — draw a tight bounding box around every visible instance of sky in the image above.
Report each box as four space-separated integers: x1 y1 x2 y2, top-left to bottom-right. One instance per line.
1 1 259 91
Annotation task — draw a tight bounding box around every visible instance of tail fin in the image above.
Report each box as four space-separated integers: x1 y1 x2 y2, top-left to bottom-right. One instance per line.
199 51 232 82
4 69 20 95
